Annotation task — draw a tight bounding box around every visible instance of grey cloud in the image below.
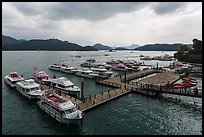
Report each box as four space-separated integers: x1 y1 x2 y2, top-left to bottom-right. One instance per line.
12 2 148 21
151 2 188 15
9 2 194 21
45 2 146 21
14 2 41 16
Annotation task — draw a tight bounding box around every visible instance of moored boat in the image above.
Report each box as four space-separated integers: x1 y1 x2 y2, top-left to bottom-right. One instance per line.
32 71 49 79
75 68 94 78
80 62 93 68
37 91 83 124
4 72 24 87
140 56 152 60
16 79 43 99
60 64 79 74
50 77 80 96
112 63 128 71
48 64 61 71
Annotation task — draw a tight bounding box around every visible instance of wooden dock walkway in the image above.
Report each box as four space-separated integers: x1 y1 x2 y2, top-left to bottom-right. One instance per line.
97 69 202 98
76 88 130 112
97 69 156 86
39 68 201 115
135 71 180 86
45 87 131 112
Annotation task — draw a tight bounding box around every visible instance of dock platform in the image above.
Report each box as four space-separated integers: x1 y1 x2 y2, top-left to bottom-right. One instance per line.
45 88 131 112
39 69 201 114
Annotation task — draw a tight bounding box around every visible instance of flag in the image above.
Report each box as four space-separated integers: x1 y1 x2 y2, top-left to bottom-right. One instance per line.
33 66 38 70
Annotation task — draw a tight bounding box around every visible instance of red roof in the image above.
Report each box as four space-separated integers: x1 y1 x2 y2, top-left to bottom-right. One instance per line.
49 97 59 102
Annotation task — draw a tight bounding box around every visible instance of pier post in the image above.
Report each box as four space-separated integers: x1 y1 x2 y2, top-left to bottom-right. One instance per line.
157 63 158 73
124 70 127 83
81 77 84 101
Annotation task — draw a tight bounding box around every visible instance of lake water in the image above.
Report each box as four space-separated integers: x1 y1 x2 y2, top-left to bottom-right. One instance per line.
2 51 202 135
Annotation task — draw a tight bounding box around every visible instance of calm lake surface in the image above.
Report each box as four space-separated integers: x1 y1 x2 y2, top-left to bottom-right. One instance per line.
2 51 202 135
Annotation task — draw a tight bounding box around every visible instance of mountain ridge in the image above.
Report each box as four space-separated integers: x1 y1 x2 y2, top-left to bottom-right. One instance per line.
2 35 193 51
2 35 98 51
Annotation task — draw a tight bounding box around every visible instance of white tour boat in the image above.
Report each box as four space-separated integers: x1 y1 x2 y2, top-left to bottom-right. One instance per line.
50 77 80 95
60 64 79 74
16 79 43 99
75 68 96 78
48 63 61 71
37 91 83 124
4 72 24 87
90 66 113 77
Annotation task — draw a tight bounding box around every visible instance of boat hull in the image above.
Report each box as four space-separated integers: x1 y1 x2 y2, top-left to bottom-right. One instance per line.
16 86 41 100
4 78 17 87
37 100 82 125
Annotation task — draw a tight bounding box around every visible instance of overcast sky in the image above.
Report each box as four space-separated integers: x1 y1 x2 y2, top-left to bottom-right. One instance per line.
2 2 202 47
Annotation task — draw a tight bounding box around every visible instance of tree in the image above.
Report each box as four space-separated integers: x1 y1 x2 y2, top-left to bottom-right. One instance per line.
179 44 190 52
192 38 202 51
174 38 202 64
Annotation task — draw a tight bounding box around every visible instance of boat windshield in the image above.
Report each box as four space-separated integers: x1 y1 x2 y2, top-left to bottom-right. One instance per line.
30 87 39 91
65 85 73 88
10 74 18 77
64 107 77 114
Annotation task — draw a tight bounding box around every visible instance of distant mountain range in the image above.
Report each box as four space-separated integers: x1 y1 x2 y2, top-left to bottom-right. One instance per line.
92 43 140 50
125 44 140 49
134 43 193 51
2 35 97 51
2 35 192 51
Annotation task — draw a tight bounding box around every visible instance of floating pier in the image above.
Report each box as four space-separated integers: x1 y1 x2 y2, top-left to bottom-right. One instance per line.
40 68 202 113
96 69 202 98
45 88 131 112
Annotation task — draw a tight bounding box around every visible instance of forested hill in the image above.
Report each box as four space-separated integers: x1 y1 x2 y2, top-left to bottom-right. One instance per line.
92 43 112 50
2 35 98 51
135 43 192 51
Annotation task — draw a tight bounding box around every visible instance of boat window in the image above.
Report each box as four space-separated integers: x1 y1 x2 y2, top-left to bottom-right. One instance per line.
36 87 39 90
66 107 77 114
61 111 66 115
11 81 16 84
65 109 72 114
30 87 39 91
71 107 77 112
65 85 71 88
58 84 65 88
43 102 60 112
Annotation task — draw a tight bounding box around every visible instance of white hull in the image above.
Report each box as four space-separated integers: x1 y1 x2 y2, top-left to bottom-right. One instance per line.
75 72 94 78
49 66 60 71
4 78 16 87
54 86 80 95
16 86 42 100
60 69 76 74
37 100 82 124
